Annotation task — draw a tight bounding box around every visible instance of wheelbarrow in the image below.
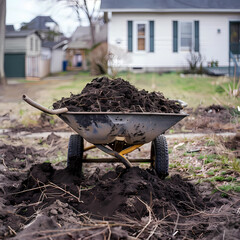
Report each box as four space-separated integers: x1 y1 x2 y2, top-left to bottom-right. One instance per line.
23 95 188 179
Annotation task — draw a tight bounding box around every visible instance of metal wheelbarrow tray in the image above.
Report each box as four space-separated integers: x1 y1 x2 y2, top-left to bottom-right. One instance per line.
23 95 188 179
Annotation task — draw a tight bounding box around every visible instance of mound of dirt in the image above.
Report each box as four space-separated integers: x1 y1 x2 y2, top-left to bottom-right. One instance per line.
171 105 239 133
53 77 183 113
204 104 226 113
9 164 203 219
3 163 240 239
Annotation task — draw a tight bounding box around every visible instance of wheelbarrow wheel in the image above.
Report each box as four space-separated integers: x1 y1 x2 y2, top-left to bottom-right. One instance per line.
151 135 169 179
67 134 83 176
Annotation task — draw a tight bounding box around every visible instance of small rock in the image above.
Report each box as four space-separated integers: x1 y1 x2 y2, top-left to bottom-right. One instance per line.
50 209 58 215
56 199 68 208
68 216 76 223
58 207 64 214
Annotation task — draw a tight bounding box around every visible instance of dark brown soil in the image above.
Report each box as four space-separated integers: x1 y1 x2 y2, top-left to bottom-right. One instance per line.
2 163 240 239
224 133 240 158
0 144 43 169
204 104 226 113
53 77 183 113
170 105 240 133
8 164 203 219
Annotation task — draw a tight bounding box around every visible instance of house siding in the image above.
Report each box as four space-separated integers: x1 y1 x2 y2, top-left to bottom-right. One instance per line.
108 12 240 70
51 49 65 73
5 34 41 56
5 38 26 53
26 34 41 56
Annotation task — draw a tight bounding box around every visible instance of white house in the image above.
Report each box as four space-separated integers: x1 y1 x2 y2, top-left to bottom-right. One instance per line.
100 0 240 72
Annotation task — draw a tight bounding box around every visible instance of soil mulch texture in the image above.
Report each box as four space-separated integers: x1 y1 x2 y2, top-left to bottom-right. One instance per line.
1 163 240 240
171 104 240 133
53 77 183 113
224 132 240 158
0 143 43 169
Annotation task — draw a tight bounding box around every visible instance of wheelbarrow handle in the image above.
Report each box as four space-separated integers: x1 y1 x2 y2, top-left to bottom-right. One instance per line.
22 95 68 115
176 99 188 108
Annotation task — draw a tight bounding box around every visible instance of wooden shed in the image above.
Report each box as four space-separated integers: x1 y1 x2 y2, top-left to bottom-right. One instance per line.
4 30 49 79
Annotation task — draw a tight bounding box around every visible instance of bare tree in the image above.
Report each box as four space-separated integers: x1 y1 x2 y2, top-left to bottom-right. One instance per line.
56 0 99 45
0 0 6 85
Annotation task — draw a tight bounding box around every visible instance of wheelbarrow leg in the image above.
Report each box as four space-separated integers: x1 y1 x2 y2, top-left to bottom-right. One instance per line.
95 144 132 168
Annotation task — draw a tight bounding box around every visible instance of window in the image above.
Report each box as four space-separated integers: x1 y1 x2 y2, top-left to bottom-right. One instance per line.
180 22 193 50
137 24 146 51
35 39 38 52
30 37 33 51
128 21 154 53
133 22 149 52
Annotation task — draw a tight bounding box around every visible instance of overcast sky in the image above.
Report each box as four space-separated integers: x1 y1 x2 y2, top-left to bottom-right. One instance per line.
6 0 101 37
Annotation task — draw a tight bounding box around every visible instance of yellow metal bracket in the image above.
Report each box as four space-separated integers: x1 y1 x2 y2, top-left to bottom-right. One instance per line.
119 144 143 156
84 145 96 152
84 144 143 168
84 144 143 155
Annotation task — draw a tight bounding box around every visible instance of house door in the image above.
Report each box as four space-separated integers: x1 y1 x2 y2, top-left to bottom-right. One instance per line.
230 22 240 58
26 56 39 77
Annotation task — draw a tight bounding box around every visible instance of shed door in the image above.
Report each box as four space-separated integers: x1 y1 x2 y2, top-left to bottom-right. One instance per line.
4 53 25 78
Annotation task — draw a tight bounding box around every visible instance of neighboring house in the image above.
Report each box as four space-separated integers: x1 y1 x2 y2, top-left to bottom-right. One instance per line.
4 29 43 78
66 24 107 70
22 16 63 42
42 40 68 73
101 0 240 73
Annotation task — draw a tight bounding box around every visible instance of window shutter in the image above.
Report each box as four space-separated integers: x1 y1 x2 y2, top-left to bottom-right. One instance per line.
128 21 133 52
194 21 199 52
149 21 154 52
173 21 178 52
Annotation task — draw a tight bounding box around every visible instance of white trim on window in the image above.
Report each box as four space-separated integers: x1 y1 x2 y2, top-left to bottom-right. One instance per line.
133 21 149 53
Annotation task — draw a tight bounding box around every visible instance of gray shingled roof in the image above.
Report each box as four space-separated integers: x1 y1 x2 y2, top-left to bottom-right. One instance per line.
101 0 240 11
6 25 15 32
42 39 68 49
26 16 57 30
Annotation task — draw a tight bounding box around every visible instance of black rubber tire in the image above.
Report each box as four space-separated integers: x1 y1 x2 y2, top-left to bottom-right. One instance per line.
151 135 169 179
67 134 84 176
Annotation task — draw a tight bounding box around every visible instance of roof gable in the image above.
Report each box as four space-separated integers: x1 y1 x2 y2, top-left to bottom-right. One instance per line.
101 0 240 12
26 16 58 30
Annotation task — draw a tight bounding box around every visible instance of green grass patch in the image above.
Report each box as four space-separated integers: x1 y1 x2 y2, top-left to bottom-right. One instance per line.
232 158 240 172
219 184 240 192
205 140 215 146
206 171 215 176
211 176 236 182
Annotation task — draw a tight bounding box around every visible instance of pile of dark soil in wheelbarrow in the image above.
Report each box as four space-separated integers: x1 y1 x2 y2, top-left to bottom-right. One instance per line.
53 77 183 113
